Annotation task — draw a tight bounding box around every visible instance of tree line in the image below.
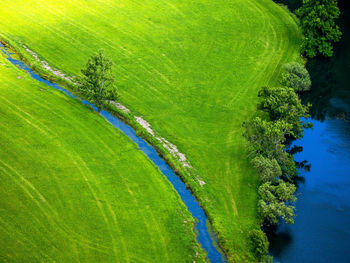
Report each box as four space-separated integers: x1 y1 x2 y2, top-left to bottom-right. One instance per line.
244 62 312 260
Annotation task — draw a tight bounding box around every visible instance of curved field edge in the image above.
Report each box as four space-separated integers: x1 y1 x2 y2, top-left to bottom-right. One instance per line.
0 0 302 261
0 55 205 262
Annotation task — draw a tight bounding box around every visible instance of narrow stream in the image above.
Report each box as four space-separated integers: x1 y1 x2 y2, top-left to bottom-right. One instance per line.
0 43 226 263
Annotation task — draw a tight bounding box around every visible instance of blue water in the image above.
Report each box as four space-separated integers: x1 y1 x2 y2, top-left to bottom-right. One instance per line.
270 118 350 262
0 43 226 263
269 1 350 261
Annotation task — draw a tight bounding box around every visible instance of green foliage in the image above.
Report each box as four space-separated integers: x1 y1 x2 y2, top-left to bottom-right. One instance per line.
251 156 282 183
244 84 311 226
78 50 118 111
261 255 274 263
244 117 292 159
249 229 269 259
281 62 311 92
278 153 298 182
258 180 296 225
258 86 311 138
296 0 342 58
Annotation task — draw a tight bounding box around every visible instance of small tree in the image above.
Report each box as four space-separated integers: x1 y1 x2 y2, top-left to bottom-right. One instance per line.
78 50 118 112
281 62 311 92
296 0 342 58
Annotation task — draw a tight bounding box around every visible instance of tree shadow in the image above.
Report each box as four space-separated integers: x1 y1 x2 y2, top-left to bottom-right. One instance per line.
264 224 293 258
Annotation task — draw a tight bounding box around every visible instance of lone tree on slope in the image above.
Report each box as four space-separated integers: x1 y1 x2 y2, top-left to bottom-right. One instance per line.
296 0 342 58
78 50 118 112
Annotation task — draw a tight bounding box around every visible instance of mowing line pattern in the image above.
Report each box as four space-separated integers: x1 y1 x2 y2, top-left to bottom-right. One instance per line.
0 56 204 262
0 0 302 260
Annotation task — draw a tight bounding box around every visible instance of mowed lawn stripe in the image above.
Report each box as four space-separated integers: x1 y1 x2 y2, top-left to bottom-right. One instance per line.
0 84 168 260
0 86 157 262
0 0 302 260
0 82 130 261
0 58 204 262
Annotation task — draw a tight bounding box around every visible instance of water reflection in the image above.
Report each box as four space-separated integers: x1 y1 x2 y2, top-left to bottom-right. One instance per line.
268 229 293 258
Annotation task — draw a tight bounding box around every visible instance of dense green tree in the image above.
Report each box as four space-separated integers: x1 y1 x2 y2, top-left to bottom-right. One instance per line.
251 156 282 183
281 62 311 92
258 86 311 138
296 0 342 58
243 117 292 159
78 50 118 111
243 84 313 229
244 118 298 182
249 229 269 259
258 180 297 225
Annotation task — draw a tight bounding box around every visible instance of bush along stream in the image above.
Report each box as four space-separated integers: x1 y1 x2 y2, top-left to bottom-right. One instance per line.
0 43 227 263
243 62 312 261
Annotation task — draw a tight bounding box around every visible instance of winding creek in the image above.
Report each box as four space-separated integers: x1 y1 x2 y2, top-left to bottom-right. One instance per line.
270 1 350 262
0 43 226 263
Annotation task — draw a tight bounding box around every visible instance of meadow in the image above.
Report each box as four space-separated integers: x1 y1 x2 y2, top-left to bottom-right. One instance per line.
0 0 302 261
0 55 204 262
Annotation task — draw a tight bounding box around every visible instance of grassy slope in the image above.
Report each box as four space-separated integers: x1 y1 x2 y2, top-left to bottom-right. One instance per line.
0 0 301 261
0 56 204 262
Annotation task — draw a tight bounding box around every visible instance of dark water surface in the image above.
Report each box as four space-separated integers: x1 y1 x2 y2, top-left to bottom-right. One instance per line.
270 1 350 262
0 43 226 263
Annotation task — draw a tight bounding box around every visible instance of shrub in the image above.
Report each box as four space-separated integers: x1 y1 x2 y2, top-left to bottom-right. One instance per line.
281 62 311 92
249 229 269 259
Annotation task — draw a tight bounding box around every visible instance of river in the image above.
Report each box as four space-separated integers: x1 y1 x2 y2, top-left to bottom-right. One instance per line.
270 1 350 262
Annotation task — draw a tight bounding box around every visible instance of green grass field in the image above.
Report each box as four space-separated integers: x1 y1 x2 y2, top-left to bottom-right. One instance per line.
0 0 302 261
0 55 204 262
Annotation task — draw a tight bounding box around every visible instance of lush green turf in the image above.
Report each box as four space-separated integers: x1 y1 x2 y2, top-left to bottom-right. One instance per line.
0 0 302 261
0 56 204 262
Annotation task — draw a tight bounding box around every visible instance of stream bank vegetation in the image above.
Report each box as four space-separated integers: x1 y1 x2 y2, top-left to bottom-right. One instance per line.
243 63 312 261
296 0 342 58
78 50 118 112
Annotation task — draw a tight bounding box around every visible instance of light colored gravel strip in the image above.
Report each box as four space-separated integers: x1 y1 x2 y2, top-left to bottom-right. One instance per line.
134 116 194 170
23 45 73 82
23 45 205 186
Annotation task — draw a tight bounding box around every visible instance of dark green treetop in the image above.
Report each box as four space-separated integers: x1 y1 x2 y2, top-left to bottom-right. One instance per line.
296 0 342 58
